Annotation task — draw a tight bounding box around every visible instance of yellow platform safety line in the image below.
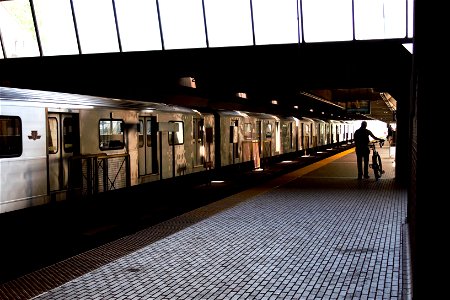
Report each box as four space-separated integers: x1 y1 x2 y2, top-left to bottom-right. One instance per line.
288 148 355 179
221 148 356 205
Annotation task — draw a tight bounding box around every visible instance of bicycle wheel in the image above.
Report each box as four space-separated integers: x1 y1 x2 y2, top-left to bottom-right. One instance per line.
373 153 383 180
377 153 383 178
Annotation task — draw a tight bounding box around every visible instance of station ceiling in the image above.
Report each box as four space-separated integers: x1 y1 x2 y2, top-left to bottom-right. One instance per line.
0 39 411 122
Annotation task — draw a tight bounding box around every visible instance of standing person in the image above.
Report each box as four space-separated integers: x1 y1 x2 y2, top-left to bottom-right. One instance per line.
387 123 394 145
354 121 384 179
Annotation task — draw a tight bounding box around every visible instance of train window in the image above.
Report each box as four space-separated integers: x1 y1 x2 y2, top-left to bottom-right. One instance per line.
99 119 124 150
168 121 184 145
265 123 272 138
48 117 58 154
0 116 23 158
290 123 294 149
244 123 252 140
63 117 74 153
255 121 261 140
146 119 152 147
196 119 204 143
138 120 144 148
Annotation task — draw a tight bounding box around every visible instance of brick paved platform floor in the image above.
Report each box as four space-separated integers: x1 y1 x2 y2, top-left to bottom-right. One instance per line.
1 147 412 300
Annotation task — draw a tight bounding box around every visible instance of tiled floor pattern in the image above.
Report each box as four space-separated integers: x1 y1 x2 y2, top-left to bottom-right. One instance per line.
17 148 410 300
0 147 411 300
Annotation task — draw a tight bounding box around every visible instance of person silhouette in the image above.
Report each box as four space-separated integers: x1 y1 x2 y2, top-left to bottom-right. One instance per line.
387 123 394 145
354 121 384 179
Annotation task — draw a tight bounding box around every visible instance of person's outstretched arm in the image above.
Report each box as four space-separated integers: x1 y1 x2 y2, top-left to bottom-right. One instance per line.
369 130 384 141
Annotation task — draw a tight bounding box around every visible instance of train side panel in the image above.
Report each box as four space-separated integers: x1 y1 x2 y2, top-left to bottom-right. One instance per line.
262 118 277 159
238 114 259 168
217 111 241 167
197 112 215 169
78 108 140 186
184 112 212 174
280 117 297 154
324 121 331 146
156 111 187 180
309 118 322 148
347 121 354 141
1 86 360 215
0 104 48 213
329 120 340 146
300 118 314 150
218 111 277 169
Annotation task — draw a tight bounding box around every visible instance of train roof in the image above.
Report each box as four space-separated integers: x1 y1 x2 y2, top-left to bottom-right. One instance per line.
215 109 296 121
0 86 197 114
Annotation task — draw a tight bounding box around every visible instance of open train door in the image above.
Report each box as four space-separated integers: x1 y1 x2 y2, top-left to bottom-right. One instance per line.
47 113 80 193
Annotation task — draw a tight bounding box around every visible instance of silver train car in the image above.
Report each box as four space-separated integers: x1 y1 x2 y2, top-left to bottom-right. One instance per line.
0 86 355 214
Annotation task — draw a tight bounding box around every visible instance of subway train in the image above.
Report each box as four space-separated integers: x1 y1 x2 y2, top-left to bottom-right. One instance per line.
0 86 357 214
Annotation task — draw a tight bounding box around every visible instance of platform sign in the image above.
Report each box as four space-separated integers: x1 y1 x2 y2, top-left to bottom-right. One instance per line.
345 100 370 114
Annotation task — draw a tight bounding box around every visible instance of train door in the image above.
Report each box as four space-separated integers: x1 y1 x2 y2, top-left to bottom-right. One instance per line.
290 122 295 151
193 117 204 167
257 120 270 167
292 122 298 151
319 122 325 146
312 123 318 148
256 120 262 158
275 121 281 154
299 122 305 150
253 121 261 168
262 120 272 158
304 123 310 149
335 123 339 144
230 120 239 164
344 123 349 142
330 123 335 145
325 123 330 145
338 123 342 143
47 113 80 192
281 122 290 153
138 116 158 176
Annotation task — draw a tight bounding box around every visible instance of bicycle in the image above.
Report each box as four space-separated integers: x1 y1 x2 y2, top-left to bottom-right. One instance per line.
368 139 385 180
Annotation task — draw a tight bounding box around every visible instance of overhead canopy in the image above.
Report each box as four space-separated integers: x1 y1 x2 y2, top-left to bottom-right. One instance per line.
0 39 411 122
